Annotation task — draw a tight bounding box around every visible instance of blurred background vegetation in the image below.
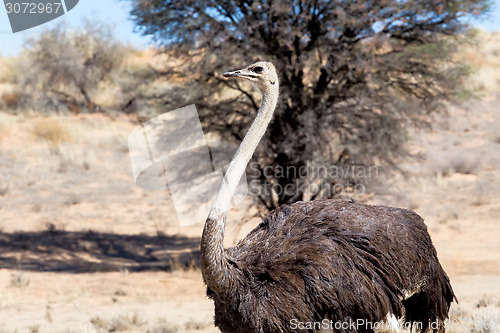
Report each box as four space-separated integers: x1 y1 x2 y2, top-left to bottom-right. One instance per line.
0 0 492 211
124 0 491 209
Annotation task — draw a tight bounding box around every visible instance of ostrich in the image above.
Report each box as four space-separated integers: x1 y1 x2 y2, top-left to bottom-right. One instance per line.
200 61 456 333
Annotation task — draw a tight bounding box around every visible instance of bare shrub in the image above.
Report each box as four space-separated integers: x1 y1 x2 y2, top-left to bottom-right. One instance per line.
14 20 126 114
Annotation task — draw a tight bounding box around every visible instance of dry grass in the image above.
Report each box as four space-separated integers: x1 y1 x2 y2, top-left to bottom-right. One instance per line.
56 144 95 171
32 117 71 146
426 148 481 177
169 255 200 273
146 319 180 333
0 91 21 109
446 153 480 175
90 314 188 333
184 318 211 330
91 312 145 332
9 271 30 288
0 183 8 196
0 112 15 141
449 299 500 333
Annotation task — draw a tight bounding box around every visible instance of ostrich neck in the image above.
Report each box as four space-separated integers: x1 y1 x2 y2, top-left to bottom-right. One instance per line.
201 84 278 294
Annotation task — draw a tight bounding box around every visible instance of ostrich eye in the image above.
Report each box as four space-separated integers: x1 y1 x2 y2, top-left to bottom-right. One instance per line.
252 66 264 74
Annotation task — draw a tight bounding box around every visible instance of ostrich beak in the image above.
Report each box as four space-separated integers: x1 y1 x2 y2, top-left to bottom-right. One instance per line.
223 68 257 81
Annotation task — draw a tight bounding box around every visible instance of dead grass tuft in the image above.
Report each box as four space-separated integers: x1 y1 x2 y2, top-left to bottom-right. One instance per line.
32 118 71 146
146 319 179 333
168 255 200 273
472 305 499 333
91 312 145 332
64 194 82 206
56 144 95 171
447 154 480 175
449 301 500 333
9 271 30 288
114 288 127 296
90 314 185 333
0 184 8 196
1 91 21 109
184 317 210 330
0 112 16 141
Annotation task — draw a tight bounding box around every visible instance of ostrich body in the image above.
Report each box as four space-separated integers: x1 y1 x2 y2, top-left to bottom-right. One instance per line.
200 62 456 333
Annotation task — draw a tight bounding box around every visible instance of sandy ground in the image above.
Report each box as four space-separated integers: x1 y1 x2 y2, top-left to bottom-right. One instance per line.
0 32 499 333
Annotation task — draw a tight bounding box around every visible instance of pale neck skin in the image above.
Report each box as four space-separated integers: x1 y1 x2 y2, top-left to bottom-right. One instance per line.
200 82 279 294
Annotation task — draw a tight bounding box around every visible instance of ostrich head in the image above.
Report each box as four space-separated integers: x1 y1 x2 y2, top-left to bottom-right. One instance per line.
223 61 278 92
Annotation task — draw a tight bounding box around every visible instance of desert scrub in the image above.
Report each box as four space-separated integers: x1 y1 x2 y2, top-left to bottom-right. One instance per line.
32 117 71 146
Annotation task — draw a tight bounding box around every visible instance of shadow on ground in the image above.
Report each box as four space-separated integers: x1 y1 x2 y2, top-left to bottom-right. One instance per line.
0 227 201 273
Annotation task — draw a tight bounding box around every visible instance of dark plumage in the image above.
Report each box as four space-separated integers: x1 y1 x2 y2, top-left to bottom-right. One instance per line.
208 200 455 333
